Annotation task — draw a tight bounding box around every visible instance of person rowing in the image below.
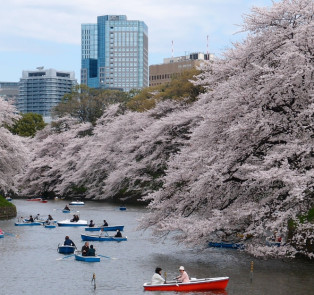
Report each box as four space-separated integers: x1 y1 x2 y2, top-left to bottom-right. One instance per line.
63 236 76 247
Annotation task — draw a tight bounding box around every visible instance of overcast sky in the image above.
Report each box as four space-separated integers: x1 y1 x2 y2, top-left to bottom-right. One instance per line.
0 0 274 82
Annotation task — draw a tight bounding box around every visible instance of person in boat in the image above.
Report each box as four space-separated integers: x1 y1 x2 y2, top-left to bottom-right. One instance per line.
175 266 190 283
47 214 53 220
114 229 122 238
64 236 76 247
87 244 96 256
81 242 89 256
64 205 70 211
89 220 95 227
102 220 108 227
151 267 165 285
34 214 40 221
28 215 34 223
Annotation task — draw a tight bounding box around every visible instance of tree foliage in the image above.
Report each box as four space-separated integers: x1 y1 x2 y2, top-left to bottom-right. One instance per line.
8 113 46 137
52 84 129 124
9 0 314 259
0 98 29 194
126 69 204 112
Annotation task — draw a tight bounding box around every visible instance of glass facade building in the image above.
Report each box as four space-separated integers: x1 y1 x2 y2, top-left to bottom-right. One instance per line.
17 68 77 121
81 15 148 92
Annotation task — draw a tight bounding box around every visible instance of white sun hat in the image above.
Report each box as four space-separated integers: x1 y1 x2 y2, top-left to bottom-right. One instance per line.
179 266 185 270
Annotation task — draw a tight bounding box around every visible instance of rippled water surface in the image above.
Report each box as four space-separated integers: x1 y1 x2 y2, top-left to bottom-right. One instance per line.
0 200 313 295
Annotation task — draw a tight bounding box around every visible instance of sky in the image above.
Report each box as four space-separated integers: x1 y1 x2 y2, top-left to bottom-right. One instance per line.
0 0 274 82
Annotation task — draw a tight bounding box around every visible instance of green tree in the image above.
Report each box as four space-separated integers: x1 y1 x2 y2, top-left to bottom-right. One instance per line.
126 69 204 112
52 85 130 124
8 113 46 137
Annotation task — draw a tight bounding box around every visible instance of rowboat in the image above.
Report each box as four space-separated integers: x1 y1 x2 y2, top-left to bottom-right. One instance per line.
69 201 85 205
143 277 229 292
208 242 245 249
266 237 282 247
40 200 48 203
57 219 88 227
44 224 56 228
5 197 12 201
58 244 76 254
0 230 4 238
119 206 126 211
62 209 71 213
15 222 42 226
74 254 100 262
81 234 127 242
84 225 124 232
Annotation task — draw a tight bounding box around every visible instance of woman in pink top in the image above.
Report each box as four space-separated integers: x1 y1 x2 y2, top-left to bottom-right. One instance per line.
176 266 190 283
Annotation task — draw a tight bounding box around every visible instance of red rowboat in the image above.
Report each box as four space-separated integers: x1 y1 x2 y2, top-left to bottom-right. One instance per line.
40 200 48 203
143 277 229 292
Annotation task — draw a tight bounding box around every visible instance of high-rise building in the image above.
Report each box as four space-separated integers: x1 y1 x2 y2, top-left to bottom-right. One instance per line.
81 15 148 92
0 82 19 104
17 68 77 122
149 52 214 87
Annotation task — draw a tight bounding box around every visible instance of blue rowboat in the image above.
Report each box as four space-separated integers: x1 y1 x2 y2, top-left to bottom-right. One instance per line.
74 254 100 262
62 209 71 213
119 206 126 211
85 225 124 232
58 244 76 254
81 234 127 242
57 219 88 227
15 222 42 226
45 224 56 228
0 233 4 238
208 242 245 250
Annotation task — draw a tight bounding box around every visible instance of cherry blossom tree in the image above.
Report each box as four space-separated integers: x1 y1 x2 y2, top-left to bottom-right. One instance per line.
140 0 314 259
0 98 29 194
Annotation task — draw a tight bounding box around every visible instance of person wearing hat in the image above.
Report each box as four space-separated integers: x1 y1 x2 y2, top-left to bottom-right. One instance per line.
151 267 165 285
176 266 190 283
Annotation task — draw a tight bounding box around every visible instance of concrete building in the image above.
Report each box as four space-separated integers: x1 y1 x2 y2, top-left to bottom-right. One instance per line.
0 82 19 104
81 15 148 92
149 52 213 87
17 68 77 122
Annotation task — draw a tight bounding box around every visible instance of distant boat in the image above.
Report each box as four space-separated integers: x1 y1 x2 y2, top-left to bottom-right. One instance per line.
69 201 85 206
58 244 76 254
26 198 42 201
208 242 245 249
74 254 100 262
15 222 42 226
85 225 124 232
5 197 12 201
57 219 88 227
62 209 71 213
143 277 229 292
119 206 126 211
266 237 282 247
40 200 48 203
44 224 56 228
81 233 127 242
0 229 4 238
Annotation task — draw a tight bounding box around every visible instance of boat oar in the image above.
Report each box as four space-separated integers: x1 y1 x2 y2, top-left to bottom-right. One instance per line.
4 232 19 238
98 254 118 260
56 254 75 261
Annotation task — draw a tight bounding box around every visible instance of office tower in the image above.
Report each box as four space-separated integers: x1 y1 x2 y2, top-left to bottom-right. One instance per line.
149 52 214 87
81 15 148 92
17 68 77 122
0 82 19 104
